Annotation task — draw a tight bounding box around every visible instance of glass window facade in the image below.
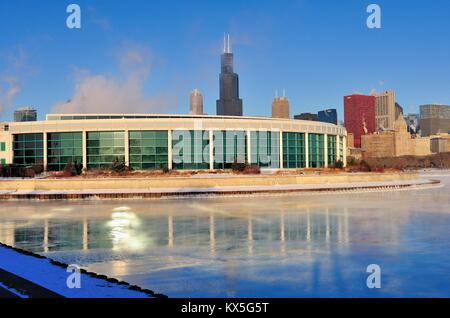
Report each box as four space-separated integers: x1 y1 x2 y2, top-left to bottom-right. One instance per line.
213 130 247 169
308 133 324 168
327 135 337 166
47 132 83 171
172 130 209 170
283 132 306 169
13 133 44 166
87 131 125 169
339 136 344 161
129 131 168 170
250 131 280 168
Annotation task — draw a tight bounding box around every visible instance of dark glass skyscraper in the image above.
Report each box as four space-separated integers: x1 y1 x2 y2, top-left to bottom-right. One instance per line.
216 35 243 116
318 109 338 125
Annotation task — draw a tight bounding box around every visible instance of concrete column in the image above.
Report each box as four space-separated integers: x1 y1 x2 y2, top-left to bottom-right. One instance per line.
82 131 87 170
8 133 14 165
279 130 284 169
168 130 173 170
209 130 214 170
305 132 309 168
336 134 341 163
43 132 48 171
124 130 130 167
324 134 328 168
246 130 251 165
343 135 347 167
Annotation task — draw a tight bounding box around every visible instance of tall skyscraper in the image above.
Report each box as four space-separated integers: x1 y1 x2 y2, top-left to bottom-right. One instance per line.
374 91 396 130
420 104 450 136
344 94 376 148
271 90 290 119
216 34 243 116
318 109 338 125
190 89 204 115
14 107 37 122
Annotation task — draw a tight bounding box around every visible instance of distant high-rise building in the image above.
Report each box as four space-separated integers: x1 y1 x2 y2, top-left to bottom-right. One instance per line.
294 113 318 121
395 102 404 119
190 89 204 115
14 107 37 122
271 91 290 119
420 104 450 136
373 91 396 130
216 34 243 116
344 94 376 148
318 109 338 125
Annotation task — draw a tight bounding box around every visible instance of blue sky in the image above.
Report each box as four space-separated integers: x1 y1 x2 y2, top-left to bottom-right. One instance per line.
1 0 450 121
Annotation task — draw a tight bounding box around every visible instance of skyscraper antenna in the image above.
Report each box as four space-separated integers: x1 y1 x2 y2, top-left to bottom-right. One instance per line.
223 33 226 53
275 90 278 98
227 34 231 53
283 89 286 97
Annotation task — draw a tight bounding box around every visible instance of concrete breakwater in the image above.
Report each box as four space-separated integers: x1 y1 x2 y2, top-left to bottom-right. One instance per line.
0 172 439 201
0 172 419 191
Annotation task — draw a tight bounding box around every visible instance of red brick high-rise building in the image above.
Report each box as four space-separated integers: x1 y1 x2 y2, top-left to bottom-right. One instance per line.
344 94 376 148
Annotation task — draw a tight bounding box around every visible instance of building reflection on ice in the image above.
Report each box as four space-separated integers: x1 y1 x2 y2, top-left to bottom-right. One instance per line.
0 201 407 257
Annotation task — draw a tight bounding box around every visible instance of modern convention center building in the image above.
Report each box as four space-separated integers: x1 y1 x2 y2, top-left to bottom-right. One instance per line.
0 114 347 171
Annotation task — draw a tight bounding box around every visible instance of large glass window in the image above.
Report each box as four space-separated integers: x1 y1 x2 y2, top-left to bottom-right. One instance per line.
172 130 209 170
327 135 337 166
213 131 247 169
283 132 306 169
250 131 280 168
339 136 344 161
47 132 83 171
13 133 44 166
87 131 125 169
129 131 168 170
308 133 324 168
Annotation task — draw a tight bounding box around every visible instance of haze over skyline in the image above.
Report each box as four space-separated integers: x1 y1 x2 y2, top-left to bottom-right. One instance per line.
1 0 450 121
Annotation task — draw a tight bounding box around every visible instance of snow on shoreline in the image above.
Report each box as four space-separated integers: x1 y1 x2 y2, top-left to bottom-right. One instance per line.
0 244 163 298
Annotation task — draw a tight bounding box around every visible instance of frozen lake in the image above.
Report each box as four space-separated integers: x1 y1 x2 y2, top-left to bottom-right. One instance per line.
1 171 449 297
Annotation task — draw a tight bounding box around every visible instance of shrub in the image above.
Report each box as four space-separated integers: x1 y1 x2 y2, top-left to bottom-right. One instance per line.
0 164 29 178
231 162 247 172
243 165 261 175
334 160 344 169
162 166 170 174
62 162 79 177
111 157 127 173
359 160 372 172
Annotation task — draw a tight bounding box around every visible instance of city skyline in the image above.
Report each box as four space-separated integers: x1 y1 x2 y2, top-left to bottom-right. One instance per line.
1 0 450 122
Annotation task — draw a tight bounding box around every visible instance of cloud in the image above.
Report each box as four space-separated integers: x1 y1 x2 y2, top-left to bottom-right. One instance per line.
87 6 112 31
53 45 173 114
0 46 28 115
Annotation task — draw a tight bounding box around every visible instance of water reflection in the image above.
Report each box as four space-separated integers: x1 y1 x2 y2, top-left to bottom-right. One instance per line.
1 172 450 297
0 199 404 257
